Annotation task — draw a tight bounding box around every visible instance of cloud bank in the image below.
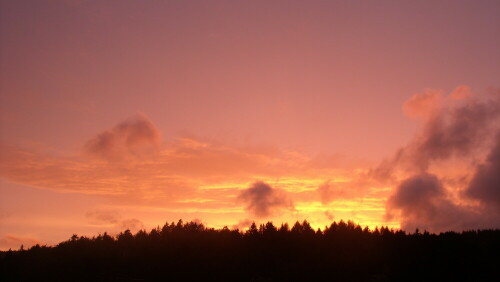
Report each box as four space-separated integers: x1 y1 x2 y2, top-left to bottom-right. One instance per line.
387 173 488 232
385 87 500 232
0 115 327 201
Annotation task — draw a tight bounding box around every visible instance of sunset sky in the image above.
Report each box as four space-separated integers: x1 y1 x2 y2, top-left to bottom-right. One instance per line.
1 0 499 250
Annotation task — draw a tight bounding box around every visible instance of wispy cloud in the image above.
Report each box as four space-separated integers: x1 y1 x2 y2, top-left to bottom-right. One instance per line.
85 209 144 233
0 114 361 218
0 234 41 250
0 114 357 199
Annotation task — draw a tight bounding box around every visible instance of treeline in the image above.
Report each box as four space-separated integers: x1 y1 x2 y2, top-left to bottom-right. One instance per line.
1 220 499 281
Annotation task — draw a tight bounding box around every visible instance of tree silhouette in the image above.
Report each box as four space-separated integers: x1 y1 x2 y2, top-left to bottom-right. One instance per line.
0 220 498 281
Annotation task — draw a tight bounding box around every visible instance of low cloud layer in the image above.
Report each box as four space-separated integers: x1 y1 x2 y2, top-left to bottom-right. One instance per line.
119 219 145 232
85 210 121 225
324 211 334 221
238 181 294 218
0 234 41 250
385 87 500 232
86 209 145 232
317 177 373 204
318 181 336 204
0 115 325 201
231 219 254 230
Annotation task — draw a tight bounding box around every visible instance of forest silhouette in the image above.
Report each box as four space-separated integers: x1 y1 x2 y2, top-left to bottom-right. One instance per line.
1 219 499 281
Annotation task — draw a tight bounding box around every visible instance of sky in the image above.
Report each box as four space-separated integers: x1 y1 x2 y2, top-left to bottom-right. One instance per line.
1 0 499 250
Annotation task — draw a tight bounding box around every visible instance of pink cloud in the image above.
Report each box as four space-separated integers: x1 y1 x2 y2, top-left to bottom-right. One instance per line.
403 89 443 120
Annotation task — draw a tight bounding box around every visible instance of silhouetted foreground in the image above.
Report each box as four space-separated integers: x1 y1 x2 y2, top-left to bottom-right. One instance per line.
1 220 499 281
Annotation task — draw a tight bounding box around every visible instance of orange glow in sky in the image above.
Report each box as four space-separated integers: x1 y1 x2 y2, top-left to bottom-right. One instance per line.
1 0 499 250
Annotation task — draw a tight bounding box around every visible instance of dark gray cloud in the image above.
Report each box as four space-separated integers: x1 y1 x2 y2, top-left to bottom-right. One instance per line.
466 134 500 208
85 113 161 160
387 173 496 232
376 92 500 177
383 89 500 231
238 181 294 218
388 173 443 209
